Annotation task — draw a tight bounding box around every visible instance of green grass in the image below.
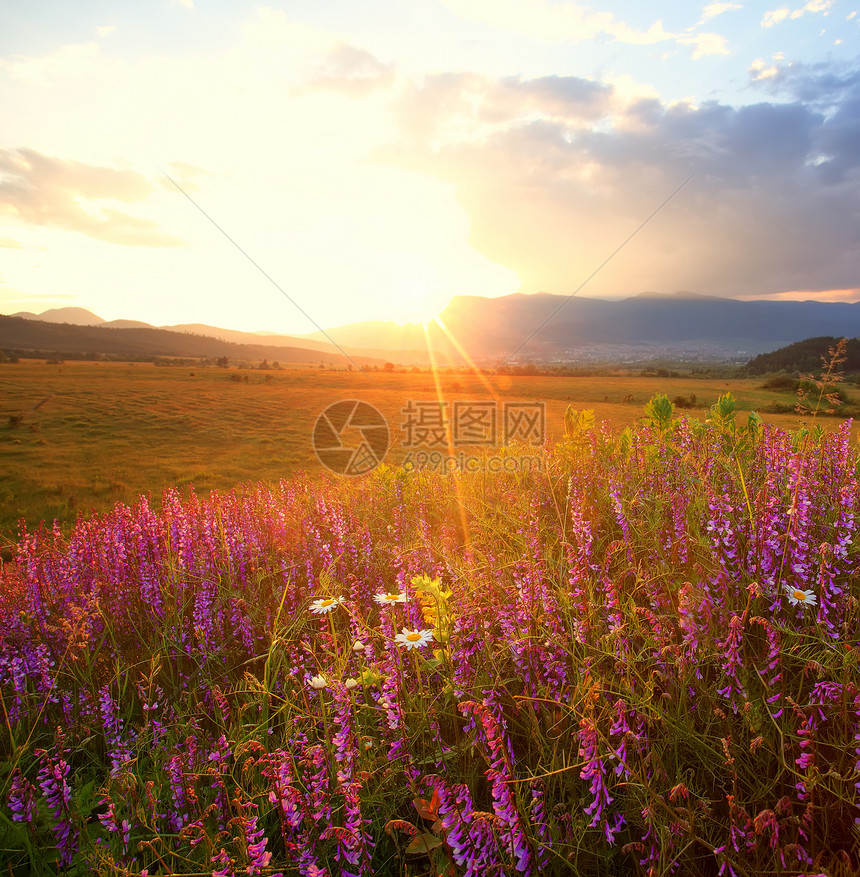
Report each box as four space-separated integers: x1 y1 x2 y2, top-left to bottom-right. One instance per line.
0 360 851 546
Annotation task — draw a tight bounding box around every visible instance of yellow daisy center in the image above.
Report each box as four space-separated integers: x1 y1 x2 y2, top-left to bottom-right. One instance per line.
320 599 335 607
384 594 399 601
406 632 422 642
793 590 807 602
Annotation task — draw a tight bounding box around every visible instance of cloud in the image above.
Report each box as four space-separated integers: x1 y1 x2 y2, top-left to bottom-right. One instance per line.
383 64 860 299
0 237 24 249
678 31 730 59
161 161 216 192
0 149 183 247
763 0 833 26
304 44 394 96
439 0 729 57
730 59 860 184
749 58 781 80
395 72 612 148
791 0 834 17
0 42 101 81
735 287 860 301
96 25 116 38
762 8 791 26
701 3 742 19
753 58 860 112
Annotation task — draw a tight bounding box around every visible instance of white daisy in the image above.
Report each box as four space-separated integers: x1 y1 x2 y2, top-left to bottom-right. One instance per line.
309 674 327 689
374 592 407 606
394 627 434 650
309 596 343 614
784 586 817 607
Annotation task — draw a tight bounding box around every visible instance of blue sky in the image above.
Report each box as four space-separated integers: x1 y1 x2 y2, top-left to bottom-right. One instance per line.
1 1 859 332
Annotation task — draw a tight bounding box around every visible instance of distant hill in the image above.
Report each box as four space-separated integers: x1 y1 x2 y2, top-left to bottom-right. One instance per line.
157 323 446 365
10 306 105 325
303 292 860 362
438 293 860 358
8 292 860 366
104 319 154 329
166 322 335 353
0 315 382 366
745 336 860 375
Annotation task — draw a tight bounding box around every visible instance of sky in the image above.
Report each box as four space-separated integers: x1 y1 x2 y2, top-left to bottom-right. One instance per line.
1 0 860 334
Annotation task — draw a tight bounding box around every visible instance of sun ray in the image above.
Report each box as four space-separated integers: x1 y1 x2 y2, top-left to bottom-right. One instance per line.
421 321 474 561
430 315 503 403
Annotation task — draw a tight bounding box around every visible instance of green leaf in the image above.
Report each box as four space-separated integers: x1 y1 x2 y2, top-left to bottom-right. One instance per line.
643 394 675 431
406 831 443 855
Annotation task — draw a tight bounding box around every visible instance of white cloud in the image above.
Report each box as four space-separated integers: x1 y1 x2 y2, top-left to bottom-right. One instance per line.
439 0 726 57
0 42 100 82
793 0 833 14
439 0 650 43
0 149 183 247
749 58 780 80
174 0 194 8
96 25 116 38
762 8 790 26
701 3 742 19
763 0 833 25
679 31 730 59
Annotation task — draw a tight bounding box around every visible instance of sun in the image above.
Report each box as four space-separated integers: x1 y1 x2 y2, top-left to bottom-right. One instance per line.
389 264 454 327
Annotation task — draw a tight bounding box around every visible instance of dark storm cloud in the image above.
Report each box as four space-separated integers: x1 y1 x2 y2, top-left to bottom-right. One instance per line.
749 61 860 184
384 63 860 298
761 60 860 105
0 149 183 246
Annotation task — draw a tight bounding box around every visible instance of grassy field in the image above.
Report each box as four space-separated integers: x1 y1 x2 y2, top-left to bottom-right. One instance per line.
0 360 851 545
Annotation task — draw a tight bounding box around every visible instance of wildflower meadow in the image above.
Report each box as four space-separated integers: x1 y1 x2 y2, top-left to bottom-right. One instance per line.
1 394 859 875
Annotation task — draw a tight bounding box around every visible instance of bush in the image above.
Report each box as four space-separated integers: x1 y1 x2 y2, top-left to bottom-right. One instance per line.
760 375 799 391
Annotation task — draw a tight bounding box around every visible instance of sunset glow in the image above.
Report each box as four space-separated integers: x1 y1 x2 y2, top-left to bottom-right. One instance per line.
2 1 860 333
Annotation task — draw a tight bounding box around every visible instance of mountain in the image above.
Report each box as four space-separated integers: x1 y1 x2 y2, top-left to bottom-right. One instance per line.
161 323 462 365
0 315 382 366
442 294 860 355
304 292 860 363
164 323 337 354
746 337 860 375
104 319 154 329
6 292 860 365
436 293 860 361
10 306 105 325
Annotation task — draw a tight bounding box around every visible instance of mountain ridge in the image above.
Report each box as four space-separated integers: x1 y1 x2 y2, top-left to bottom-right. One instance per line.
6 293 860 364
